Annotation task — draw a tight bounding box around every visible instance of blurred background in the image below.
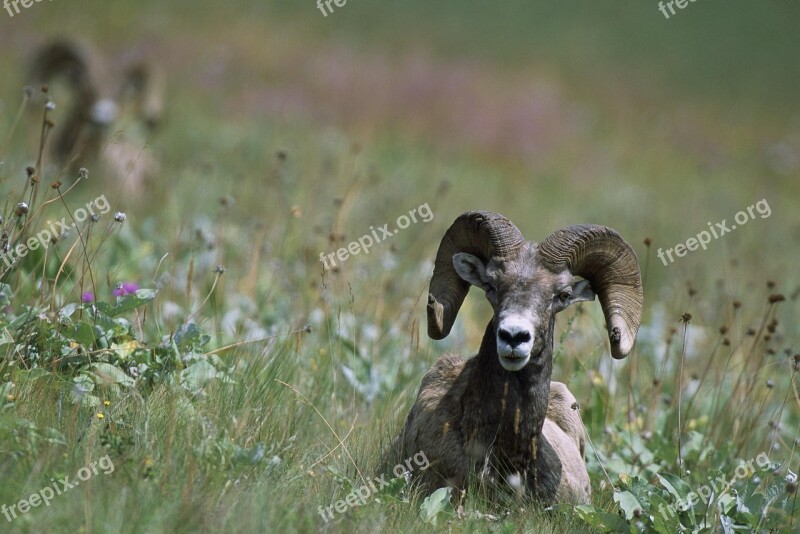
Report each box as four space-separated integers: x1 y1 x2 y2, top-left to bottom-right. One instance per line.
0 1 798 531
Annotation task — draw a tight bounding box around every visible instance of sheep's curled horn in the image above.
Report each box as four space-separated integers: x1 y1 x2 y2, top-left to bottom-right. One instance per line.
537 224 643 359
427 211 526 339
426 211 643 359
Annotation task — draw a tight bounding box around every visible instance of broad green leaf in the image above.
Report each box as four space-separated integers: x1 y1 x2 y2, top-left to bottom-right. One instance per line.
92 362 135 387
109 289 158 317
419 487 453 525
614 490 642 520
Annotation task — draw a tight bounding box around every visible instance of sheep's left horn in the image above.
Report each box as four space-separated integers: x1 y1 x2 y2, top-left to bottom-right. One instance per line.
427 211 525 339
537 224 643 359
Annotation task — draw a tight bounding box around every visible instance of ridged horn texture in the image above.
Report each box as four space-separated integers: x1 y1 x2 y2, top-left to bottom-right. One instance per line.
537 225 643 359
427 211 525 339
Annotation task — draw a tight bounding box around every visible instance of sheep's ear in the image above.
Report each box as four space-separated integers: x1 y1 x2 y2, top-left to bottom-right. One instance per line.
453 253 490 290
567 279 596 305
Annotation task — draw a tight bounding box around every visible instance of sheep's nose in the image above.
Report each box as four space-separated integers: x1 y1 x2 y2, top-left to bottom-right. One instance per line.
497 326 531 348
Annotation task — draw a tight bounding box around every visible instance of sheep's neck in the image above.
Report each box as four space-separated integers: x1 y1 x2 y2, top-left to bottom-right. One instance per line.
462 322 554 486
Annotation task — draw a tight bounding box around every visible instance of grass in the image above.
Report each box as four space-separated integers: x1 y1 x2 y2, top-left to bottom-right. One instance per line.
0 1 798 532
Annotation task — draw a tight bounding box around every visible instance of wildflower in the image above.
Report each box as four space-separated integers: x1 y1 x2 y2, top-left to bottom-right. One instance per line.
81 292 94 303
104 400 110 406
45 101 56 111
15 202 29 216
78 168 89 180
113 282 140 297
96 413 104 419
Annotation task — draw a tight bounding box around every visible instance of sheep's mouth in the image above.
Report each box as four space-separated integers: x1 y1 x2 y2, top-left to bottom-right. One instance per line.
498 352 531 371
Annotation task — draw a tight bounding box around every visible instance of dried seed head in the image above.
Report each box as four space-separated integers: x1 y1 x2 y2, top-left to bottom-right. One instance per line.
723 337 731 346
767 324 776 334
764 335 772 342
643 237 652 247
215 265 225 275
733 300 742 309
767 280 776 289
26 166 35 178
786 472 797 494
768 294 786 303
78 168 89 180
688 287 697 297
45 101 56 111
746 328 756 336
682 313 692 323
719 326 729 335
90 214 100 223
15 203 29 217
114 212 127 223
766 379 774 389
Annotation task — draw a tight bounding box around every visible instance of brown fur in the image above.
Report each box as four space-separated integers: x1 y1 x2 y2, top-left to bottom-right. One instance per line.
395 324 590 505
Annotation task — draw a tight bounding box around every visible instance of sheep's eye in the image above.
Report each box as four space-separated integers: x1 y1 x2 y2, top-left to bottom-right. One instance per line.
558 291 571 303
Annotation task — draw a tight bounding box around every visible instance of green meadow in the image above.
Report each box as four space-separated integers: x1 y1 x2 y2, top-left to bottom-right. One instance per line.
0 1 797 532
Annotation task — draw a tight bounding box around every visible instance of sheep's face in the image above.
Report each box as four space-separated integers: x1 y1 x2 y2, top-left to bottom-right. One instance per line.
453 244 595 372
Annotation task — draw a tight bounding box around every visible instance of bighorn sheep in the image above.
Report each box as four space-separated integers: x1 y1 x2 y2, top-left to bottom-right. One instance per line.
395 211 643 504
27 39 164 192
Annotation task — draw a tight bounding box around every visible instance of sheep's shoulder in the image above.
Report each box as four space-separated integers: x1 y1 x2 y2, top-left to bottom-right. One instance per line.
546 381 585 455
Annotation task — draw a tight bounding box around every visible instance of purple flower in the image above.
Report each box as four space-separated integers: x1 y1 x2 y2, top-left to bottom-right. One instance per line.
81 292 95 303
112 282 140 297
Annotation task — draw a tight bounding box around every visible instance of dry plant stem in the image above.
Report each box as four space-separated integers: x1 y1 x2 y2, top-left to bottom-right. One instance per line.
728 303 777 450
49 227 85 312
185 271 222 324
186 255 194 305
683 337 721 420
0 91 31 161
275 379 367 487
648 335 673 432
677 321 689 476
203 326 310 357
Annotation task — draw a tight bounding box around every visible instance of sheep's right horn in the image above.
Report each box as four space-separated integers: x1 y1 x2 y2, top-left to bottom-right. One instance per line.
427 211 525 339
537 224 643 359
